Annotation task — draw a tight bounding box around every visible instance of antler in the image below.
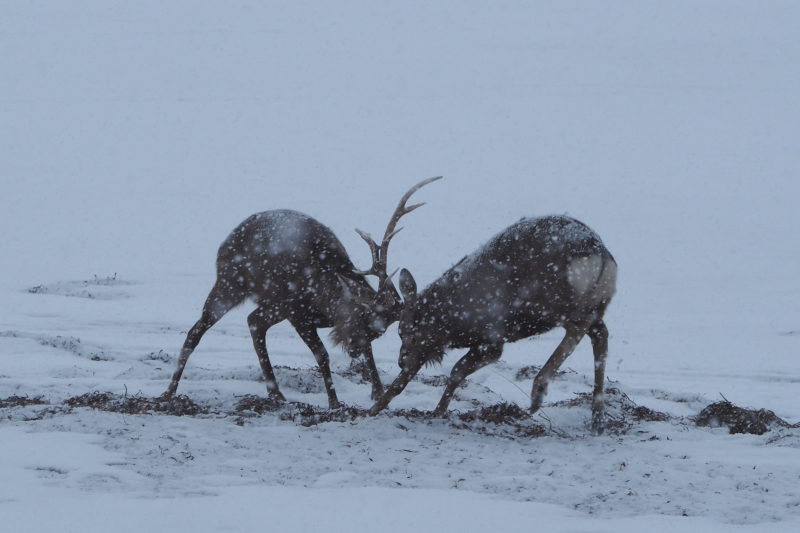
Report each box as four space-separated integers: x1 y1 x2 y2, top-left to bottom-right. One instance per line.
355 176 443 283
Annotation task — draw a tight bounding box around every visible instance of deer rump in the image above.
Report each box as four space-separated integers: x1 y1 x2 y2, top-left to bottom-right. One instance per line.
214 209 366 316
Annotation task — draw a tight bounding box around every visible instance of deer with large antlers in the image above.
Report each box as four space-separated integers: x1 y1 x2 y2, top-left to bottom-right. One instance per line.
369 215 617 434
163 177 442 407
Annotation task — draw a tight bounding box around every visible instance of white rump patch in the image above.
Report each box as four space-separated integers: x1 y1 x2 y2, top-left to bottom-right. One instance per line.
567 255 604 295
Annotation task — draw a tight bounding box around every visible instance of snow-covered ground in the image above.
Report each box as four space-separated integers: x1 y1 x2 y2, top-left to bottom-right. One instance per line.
2 1 799 531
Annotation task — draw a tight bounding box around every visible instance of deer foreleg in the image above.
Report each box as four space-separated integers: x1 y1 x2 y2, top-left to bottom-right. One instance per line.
368 360 422 415
433 344 502 417
352 345 384 401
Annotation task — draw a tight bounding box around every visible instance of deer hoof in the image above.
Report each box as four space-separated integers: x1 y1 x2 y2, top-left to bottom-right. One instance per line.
161 382 180 399
530 396 544 414
591 411 605 436
268 390 286 403
530 382 547 413
431 404 450 418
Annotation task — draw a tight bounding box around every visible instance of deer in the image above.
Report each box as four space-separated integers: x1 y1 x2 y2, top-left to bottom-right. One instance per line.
162 176 442 408
368 214 617 434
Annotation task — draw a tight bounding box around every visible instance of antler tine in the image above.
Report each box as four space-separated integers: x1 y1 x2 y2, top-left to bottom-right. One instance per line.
379 268 400 290
397 202 425 219
385 226 404 242
355 177 442 282
377 176 443 278
353 228 383 277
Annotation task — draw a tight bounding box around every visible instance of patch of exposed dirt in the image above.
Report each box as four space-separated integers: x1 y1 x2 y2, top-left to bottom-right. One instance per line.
47 378 670 438
695 401 799 435
0 395 47 408
30 371 800 445
381 403 545 439
415 374 450 387
514 365 574 381
0 395 69 422
458 402 529 424
1 331 109 360
389 408 435 421
338 359 378 385
231 395 545 437
273 365 326 394
141 350 172 363
630 405 670 422
233 395 366 427
455 402 546 438
279 403 367 427
64 392 207 416
234 394 285 414
551 386 671 435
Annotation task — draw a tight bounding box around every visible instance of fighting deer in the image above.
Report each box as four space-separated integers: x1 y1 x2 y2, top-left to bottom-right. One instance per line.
163 176 442 408
369 215 617 434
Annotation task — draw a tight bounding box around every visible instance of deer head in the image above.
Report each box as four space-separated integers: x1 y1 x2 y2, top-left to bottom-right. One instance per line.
330 176 443 354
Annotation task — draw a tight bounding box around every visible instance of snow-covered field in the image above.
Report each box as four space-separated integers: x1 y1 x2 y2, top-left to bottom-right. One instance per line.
2 1 799 531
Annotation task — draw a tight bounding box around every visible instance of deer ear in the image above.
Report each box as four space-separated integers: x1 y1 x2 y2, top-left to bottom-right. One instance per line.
398 268 417 304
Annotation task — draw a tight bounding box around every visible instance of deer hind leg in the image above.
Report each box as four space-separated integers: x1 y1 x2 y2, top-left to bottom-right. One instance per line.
248 306 286 402
291 319 341 409
165 281 242 397
433 343 503 417
530 325 586 415
586 319 609 435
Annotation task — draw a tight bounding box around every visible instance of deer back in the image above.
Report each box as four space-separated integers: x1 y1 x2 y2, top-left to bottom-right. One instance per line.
215 209 365 302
